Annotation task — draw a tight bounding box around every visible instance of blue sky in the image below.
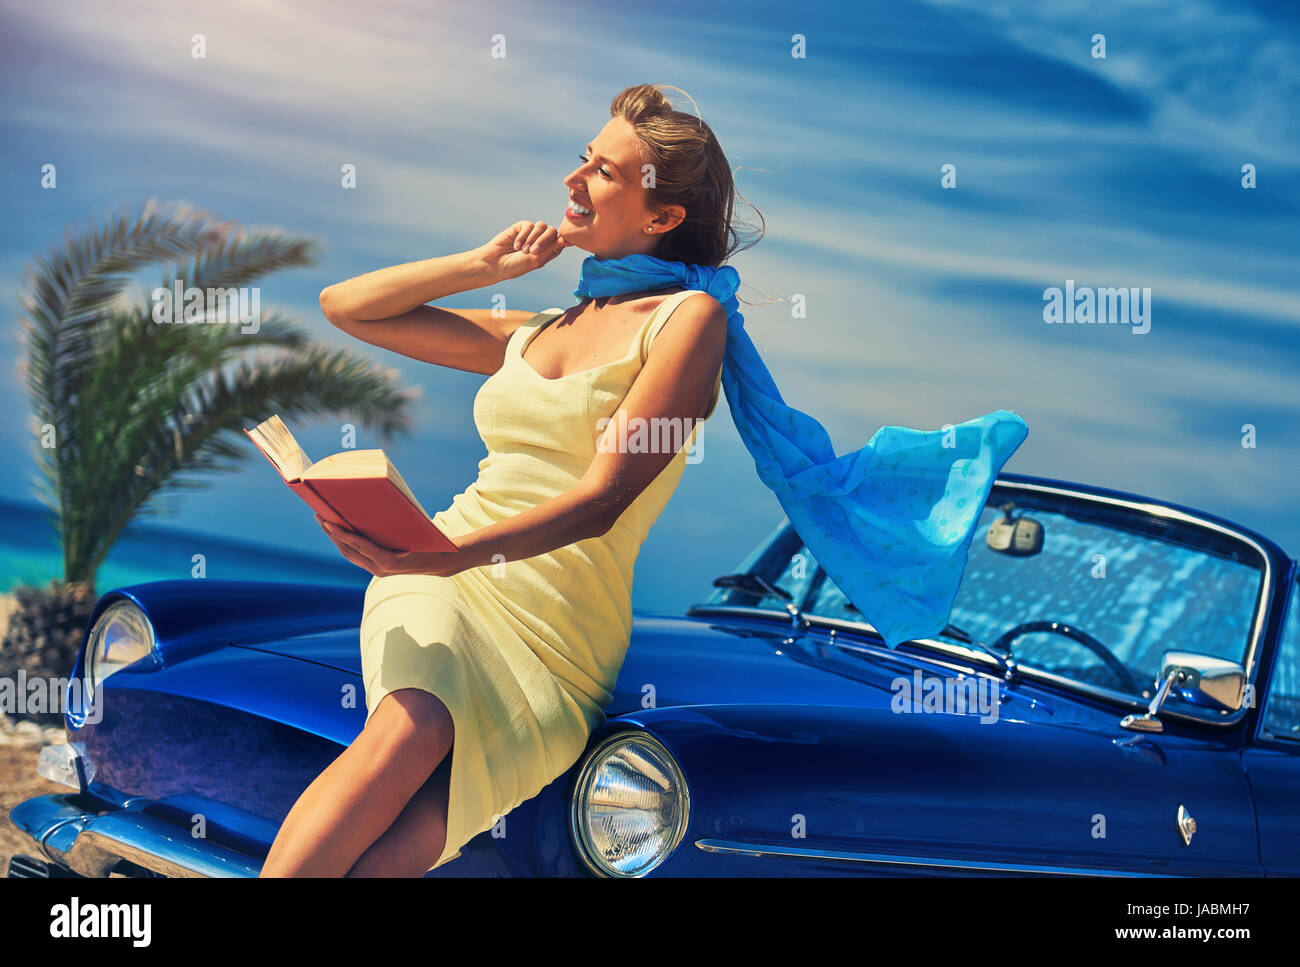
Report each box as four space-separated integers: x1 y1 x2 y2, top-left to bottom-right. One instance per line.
1 0 1297 612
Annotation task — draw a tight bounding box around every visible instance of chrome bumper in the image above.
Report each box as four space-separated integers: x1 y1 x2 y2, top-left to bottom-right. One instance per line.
8 793 262 878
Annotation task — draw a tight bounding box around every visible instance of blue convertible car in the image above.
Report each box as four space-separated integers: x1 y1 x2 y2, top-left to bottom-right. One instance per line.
7 471 1299 877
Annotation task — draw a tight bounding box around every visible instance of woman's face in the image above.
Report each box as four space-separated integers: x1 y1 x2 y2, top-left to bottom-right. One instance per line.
559 117 683 260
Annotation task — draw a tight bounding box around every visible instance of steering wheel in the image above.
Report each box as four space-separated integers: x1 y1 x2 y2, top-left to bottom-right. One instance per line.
990 619 1140 693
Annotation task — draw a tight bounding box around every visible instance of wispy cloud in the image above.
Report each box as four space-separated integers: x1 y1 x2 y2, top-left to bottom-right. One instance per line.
1 0 1295 596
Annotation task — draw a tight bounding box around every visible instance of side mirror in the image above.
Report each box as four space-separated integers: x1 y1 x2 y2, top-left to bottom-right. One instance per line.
1164 652 1247 711
1120 650 1246 732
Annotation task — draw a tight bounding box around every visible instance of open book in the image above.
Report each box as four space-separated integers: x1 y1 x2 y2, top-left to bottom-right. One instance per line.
244 415 456 553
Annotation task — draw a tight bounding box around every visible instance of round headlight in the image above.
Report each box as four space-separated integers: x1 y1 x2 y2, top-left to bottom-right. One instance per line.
78 601 156 721
569 732 690 877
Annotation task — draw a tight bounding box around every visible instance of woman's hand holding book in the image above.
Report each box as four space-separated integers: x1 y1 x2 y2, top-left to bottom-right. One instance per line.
316 515 471 578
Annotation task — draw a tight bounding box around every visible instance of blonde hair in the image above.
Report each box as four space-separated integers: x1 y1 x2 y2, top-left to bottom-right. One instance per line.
609 83 764 267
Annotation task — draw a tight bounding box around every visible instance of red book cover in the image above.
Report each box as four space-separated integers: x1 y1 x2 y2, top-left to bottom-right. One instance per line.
243 424 456 553
286 478 348 527
302 477 456 552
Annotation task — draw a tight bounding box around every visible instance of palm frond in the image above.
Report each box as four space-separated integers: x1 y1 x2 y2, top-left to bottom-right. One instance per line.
163 227 321 296
17 199 419 584
61 337 419 582
22 198 231 417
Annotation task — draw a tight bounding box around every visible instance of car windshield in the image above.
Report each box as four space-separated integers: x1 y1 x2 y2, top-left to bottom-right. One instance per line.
698 490 1267 702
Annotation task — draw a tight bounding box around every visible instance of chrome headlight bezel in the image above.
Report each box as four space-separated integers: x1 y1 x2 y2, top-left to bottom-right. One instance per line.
568 730 691 878
70 600 157 727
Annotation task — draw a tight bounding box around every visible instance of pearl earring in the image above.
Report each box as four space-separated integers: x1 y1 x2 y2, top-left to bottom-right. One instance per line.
645 227 653 233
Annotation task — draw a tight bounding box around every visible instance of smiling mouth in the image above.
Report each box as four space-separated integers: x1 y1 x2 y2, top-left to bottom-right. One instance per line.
566 198 593 219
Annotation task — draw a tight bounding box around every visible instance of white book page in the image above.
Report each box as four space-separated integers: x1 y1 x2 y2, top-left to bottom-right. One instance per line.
248 414 313 480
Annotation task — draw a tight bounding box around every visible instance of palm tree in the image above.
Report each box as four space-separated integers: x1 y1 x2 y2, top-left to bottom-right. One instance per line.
18 198 419 590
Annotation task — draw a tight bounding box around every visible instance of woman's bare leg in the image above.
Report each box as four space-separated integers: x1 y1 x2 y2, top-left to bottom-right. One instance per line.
260 688 454 877
345 752 453 877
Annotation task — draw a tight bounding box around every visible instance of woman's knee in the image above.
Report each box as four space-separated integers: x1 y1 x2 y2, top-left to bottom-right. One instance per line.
366 688 455 762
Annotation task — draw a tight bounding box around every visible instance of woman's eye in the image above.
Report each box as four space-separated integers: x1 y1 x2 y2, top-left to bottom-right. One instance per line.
578 153 612 179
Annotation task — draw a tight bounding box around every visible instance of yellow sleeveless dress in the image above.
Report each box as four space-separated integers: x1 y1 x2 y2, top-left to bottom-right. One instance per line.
358 288 721 871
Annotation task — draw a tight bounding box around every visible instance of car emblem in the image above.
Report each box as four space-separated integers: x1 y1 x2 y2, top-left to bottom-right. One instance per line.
1176 804 1197 847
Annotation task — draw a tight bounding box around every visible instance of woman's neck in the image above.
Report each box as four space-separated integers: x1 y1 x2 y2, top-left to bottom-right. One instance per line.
588 285 684 311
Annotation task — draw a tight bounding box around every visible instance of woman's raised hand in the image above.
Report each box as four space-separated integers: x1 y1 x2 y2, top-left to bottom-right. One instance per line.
477 220 572 281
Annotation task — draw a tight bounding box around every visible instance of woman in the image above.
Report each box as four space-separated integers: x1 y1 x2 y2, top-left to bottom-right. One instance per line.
261 84 736 877
261 83 1027 877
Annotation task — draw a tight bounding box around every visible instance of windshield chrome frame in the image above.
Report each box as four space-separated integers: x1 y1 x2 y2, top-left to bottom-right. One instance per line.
687 479 1275 729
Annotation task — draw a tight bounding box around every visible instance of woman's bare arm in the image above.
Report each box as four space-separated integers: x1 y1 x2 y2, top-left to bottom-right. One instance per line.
322 303 543 375
319 249 533 374
573 292 728 523
320 221 571 375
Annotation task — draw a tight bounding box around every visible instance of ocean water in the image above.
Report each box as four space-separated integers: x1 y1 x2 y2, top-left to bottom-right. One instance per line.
0 497 366 594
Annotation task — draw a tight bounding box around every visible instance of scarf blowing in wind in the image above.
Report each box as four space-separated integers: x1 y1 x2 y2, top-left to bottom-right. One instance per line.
574 253 1029 649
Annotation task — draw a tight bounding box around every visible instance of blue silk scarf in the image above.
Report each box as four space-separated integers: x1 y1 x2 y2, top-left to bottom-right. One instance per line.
574 253 1029 648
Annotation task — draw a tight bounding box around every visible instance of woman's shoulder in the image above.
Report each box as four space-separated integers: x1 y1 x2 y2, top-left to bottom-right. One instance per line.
640 290 727 363
647 289 725 335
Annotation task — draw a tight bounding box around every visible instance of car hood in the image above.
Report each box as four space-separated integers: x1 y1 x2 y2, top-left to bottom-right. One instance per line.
230 610 1124 733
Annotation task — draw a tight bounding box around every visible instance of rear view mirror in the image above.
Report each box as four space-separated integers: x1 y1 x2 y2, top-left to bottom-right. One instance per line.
986 502 1043 556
